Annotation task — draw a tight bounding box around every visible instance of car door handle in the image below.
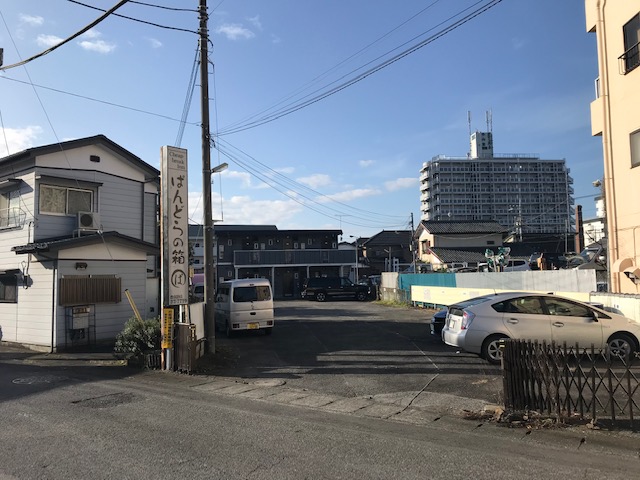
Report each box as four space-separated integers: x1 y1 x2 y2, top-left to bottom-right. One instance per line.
552 322 564 327
507 318 519 324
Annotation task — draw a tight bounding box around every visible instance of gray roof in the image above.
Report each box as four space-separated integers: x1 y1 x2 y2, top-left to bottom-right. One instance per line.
429 247 491 264
362 230 413 246
420 220 508 235
0 134 159 179
12 231 159 255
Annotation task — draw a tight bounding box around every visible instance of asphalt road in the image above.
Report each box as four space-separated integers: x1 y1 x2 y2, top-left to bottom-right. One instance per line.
2 300 640 479
205 299 504 414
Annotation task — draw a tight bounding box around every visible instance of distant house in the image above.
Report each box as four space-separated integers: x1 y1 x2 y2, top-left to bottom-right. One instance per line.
361 230 413 274
415 220 508 269
0 135 160 352
188 224 353 298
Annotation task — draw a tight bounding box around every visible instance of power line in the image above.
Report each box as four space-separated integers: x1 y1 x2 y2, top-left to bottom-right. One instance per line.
217 0 502 136
67 0 198 34
0 76 199 126
0 0 132 71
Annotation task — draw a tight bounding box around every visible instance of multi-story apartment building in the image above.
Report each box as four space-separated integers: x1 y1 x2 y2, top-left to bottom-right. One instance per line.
586 0 640 293
188 224 355 299
419 131 575 240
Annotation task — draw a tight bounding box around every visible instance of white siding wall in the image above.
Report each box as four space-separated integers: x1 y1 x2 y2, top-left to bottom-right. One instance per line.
55 259 151 349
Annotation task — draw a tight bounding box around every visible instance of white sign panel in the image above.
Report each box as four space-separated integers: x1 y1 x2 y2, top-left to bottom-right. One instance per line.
161 146 189 305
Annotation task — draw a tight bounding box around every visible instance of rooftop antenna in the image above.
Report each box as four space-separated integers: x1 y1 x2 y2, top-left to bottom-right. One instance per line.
486 109 493 133
467 111 472 158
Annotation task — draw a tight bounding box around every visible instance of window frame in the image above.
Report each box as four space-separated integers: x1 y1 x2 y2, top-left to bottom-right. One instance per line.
39 184 94 216
0 273 18 303
631 128 640 168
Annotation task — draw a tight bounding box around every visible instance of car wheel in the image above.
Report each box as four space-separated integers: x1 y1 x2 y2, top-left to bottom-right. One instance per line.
356 291 367 301
607 333 636 359
316 292 327 302
481 334 508 365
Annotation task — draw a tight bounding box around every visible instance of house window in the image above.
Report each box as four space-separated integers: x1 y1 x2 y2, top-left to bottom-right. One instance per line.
623 14 640 74
631 129 640 167
39 185 93 215
0 273 17 302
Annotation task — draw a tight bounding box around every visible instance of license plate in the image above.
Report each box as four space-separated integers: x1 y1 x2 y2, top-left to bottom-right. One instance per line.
247 323 259 329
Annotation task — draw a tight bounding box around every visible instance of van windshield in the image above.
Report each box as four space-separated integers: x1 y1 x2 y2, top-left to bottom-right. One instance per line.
233 286 272 302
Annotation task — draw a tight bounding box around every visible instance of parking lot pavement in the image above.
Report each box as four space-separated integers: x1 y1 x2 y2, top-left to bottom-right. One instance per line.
197 300 504 417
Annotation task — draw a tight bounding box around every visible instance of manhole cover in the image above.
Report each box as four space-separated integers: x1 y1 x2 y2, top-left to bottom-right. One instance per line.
12 375 68 385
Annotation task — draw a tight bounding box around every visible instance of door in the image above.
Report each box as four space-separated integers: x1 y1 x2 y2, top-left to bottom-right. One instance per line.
543 297 603 349
498 296 552 343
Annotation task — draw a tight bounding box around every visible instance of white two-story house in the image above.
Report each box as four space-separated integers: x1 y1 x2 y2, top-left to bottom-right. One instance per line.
0 135 160 352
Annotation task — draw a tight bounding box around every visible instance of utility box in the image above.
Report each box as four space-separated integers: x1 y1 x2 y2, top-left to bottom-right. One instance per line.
174 323 198 373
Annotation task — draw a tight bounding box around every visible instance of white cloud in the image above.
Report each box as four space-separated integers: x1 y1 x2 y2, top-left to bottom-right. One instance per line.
147 37 163 49
226 170 252 188
215 24 255 41
78 39 116 53
296 174 331 189
271 34 282 44
0 126 43 157
321 188 381 202
225 196 303 224
359 159 375 167
36 34 63 47
385 177 418 191
20 14 44 26
82 29 102 39
247 15 262 30
275 167 294 174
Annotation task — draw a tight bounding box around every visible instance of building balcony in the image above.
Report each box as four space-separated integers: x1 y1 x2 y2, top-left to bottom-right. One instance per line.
590 93 604 137
0 207 27 230
233 249 356 267
620 42 640 75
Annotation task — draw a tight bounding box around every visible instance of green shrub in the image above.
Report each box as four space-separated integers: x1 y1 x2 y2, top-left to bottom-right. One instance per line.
114 316 161 357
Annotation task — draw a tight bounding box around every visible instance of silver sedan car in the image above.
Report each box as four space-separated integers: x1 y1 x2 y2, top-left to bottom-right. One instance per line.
442 292 640 364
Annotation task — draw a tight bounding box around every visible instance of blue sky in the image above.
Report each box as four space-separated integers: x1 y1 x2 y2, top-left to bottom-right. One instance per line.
0 0 603 240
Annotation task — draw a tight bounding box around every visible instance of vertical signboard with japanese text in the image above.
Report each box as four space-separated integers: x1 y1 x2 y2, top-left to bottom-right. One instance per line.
161 146 189 305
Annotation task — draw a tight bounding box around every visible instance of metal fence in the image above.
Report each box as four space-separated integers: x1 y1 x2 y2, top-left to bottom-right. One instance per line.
502 340 640 429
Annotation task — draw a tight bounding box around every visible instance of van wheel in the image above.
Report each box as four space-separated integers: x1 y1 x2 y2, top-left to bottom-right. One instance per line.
316 292 327 302
225 321 234 338
356 291 367 301
264 328 273 336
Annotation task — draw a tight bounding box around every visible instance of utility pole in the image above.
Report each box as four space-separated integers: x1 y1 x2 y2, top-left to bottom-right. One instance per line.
199 0 216 353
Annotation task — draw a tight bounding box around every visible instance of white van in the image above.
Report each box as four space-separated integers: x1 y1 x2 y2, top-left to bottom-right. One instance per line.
214 278 274 337
502 259 531 272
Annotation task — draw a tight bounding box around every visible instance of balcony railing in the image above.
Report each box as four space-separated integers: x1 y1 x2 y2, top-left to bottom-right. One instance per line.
0 207 26 230
234 249 356 266
620 42 640 74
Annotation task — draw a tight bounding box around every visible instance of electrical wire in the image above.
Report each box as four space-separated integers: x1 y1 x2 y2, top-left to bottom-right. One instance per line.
0 76 199 126
220 0 444 134
214 140 410 230
175 44 200 146
0 0 131 71
66 0 198 34
217 0 502 136
216 137 408 222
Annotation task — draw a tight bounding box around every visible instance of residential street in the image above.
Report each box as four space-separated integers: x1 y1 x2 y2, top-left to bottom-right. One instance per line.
1 300 639 479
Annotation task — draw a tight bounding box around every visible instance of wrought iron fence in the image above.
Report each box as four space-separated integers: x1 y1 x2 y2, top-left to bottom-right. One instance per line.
502 340 640 429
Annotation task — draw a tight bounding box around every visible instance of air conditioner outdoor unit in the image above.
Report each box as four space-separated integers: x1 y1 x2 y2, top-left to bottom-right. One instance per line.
77 211 100 230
